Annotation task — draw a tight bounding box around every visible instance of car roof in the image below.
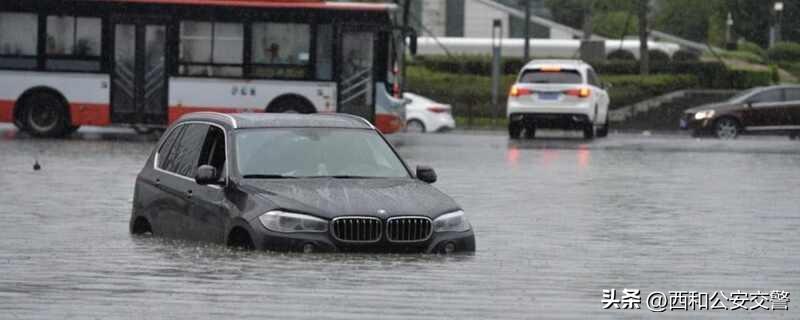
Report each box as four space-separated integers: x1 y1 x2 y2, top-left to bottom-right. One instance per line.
176 112 374 130
522 59 590 70
760 84 800 90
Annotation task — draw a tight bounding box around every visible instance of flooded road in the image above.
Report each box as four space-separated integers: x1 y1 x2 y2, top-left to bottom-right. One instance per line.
1 127 798 319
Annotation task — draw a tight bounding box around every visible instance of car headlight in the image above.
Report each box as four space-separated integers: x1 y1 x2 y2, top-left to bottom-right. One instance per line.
694 110 715 120
433 210 471 233
258 210 328 233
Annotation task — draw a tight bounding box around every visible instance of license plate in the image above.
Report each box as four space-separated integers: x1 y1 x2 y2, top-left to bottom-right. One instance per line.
538 92 559 100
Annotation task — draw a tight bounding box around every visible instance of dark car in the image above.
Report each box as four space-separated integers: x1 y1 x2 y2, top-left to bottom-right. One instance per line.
681 85 800 139
129 112 475 254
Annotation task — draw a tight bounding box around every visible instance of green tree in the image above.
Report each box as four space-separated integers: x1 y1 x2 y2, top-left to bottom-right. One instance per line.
594 10 638 38
544 0 585 29
725 0 772 48
653 0 726 43
545 0 637 37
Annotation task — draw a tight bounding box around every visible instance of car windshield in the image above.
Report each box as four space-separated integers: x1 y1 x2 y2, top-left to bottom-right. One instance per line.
235 128 409 179
519 69 582 84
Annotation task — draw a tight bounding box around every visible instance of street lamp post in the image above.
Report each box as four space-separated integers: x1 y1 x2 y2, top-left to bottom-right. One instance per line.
725 12 735 50
491 19 502 127
774 1 784 44
523 0 530 62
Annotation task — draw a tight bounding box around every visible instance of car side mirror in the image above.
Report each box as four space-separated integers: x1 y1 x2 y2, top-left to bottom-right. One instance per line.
195 165 222 185
416 165 437 183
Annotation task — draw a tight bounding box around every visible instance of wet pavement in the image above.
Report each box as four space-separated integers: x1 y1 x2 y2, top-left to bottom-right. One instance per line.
1 126 799 319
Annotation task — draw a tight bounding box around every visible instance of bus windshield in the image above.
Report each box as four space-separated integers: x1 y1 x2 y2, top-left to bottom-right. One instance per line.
236 128 409 179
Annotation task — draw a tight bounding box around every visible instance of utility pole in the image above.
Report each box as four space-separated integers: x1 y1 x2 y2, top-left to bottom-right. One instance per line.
582 0 594 41
638 0 649 75
775 1 784 44
491 19 502 127
523 0 530 62
400 0 411 92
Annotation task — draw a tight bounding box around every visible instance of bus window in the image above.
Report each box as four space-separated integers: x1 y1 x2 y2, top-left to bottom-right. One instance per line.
251 22 310 79
0 12 38 69
315 24 333 81
46 16 102 71
179 21 243 77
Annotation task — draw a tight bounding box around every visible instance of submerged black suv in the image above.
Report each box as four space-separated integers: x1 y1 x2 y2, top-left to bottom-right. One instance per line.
130 112 475 253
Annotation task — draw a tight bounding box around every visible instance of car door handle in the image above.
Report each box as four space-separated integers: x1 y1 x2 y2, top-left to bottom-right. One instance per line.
186 189 193 198
155 178 161 185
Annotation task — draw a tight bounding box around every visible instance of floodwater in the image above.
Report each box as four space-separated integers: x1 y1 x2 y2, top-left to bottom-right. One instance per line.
1 127 798 319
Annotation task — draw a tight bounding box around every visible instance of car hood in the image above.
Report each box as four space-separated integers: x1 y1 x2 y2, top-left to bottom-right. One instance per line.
684 101 743 113
241 178 460 220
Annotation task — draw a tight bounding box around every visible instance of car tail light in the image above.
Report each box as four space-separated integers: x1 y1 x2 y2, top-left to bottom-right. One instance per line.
427 105 449 113
509 85 532 97
564 87 591 98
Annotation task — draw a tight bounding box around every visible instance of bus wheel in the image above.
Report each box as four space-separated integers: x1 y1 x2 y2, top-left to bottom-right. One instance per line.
22 92 68 137
267 96 314 114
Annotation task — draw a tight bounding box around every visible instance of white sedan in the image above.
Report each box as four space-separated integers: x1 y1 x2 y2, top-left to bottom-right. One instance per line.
403 93 456 133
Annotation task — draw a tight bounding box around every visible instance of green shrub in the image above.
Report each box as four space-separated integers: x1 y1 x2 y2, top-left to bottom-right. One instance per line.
726 70 773 88
717 50 765 64
672 49 700 62
769 64 780 83
605 74 699 107
766 42 800 62
738 40 765 57
776 61 800 80
593 11 638 38
607 49 636 61
648 50 671 62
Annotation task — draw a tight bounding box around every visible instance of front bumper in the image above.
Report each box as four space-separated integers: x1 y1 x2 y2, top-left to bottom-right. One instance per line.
680 113 714 134
252 224 475 254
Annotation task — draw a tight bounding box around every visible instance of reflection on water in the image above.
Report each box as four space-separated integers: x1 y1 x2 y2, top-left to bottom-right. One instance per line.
1 128 798 319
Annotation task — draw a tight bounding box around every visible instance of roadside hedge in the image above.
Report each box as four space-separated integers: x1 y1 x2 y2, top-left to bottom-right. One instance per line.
607 49 636 61
604 74 699 107
738 40 766 58
411 55 771 89
766 42 800 62
405 66 700 118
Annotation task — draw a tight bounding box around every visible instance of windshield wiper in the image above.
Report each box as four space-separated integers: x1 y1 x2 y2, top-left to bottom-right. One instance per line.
242 174 298 179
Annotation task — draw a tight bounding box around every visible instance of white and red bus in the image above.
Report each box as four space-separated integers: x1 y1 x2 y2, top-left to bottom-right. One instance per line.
0 0 409 137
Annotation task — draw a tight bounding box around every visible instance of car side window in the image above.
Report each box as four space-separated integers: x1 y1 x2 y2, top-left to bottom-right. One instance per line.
748 89 783 103
785 88 800 101
166 123 210 178
197 125 226 175
587 69 600 87
157 125 185 170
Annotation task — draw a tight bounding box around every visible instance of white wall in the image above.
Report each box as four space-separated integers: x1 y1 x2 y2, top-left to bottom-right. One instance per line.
421 1 447 37
463 0 510 38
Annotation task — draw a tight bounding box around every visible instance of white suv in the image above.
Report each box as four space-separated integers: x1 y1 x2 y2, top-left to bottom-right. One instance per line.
506 60 610 139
